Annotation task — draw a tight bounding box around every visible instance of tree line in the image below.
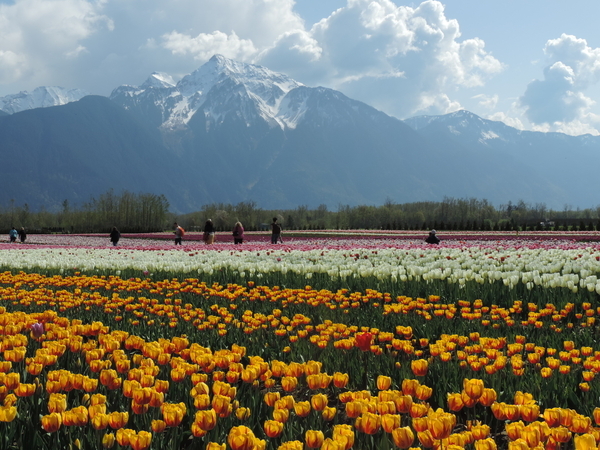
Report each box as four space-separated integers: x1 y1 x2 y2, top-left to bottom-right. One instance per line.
1 193 599 234
181 197 600 232
0 190 169 233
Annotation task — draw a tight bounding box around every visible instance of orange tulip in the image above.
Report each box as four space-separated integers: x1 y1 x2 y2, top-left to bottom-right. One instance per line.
594 407 600 426
264 391 280 407
151 419 167 433
573 433 596 450
447 393 464 412
478 388 497 407
401 379 420 396
41 412 62 432
358 412 381 435
520 404 540 422
91 413 110 430
417 430 435 448
332 424 355 450
305 430 324 449
235 407 251 420
411 359 429 377
381 414 401 433
129 430 152 450
227 426 256 450
377 375 392 391
392 426 415 449
310 393 328 412
264 420 284 438
409 402 429 418
333 372 349 388
162 402 186 427
108 411 129 429
294 401 311 418
471 424 491 440
99 432 115 449
206 443 226 450
48 393 67 413
570 415 592 434
272 408 290 423
463 379 484 400
550 426 572 444
281 377 298 392
427 410 456 440
322 406 336 421
394 394 413 413
415 385 433 401
474 438 497 450
195 408 217 431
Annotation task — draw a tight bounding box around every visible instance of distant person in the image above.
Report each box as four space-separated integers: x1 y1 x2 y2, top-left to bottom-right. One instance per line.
232 221 244 244
203 219 215 244
110 227 121 246
271 217 282 244
174 222 184 245
425 229 440 244
8 227 17 243
18 227 27 243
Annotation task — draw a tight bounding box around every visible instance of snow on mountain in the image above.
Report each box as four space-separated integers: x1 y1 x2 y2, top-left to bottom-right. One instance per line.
0 86 89 114
404 109 521 146
110 54 303 131
140 72 176 89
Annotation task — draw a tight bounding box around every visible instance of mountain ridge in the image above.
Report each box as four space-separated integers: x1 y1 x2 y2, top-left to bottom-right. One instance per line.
0 55 599 212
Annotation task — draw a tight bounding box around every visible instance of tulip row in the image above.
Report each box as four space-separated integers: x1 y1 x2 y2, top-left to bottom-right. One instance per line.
3 304 600 450
1 241 599 300
1 270 600 411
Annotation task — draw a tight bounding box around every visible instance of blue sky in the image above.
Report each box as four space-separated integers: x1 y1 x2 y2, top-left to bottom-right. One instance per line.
2 0 600 135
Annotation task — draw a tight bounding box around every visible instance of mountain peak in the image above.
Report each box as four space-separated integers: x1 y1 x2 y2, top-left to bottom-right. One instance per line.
0 86 89 114
141 72 176 89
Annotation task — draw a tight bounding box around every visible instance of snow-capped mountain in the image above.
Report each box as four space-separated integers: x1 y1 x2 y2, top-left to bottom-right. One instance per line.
110 54 303 131
2 54 600 212
0 86 89 114
405 110 522 145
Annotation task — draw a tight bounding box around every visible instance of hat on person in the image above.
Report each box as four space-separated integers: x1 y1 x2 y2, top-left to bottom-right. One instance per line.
430 230 436 234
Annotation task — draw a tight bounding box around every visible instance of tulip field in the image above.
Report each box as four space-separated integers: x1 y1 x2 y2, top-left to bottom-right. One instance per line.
1 232 600 450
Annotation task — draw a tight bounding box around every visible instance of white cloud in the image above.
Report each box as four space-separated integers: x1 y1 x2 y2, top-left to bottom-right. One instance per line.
257 0 503 118
519 34 600 133
0 0 111 87
472 93 499 110
162 31 256 62
488 111 524 131
0 0 503 122
0 0 303 95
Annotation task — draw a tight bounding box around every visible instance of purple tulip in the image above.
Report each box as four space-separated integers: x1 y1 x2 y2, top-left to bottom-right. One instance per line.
31 322 44 339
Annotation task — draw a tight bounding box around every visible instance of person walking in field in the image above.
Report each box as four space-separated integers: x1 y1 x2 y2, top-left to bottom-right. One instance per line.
110 227 121 246
174 222 184 245
8 227 17 243
271 217 282 244
18 227 27 243
203 219 215 244
232 221 244 244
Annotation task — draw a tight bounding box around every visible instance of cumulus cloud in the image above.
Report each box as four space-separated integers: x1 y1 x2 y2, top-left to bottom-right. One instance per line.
0 0 111 87
0 0 501 121
161 31 256 62
258 0 503 118
0 0 303 94
519 34 600 133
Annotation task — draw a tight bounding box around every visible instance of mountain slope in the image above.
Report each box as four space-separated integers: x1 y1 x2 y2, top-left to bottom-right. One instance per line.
404 110 600 207
0 96 184 211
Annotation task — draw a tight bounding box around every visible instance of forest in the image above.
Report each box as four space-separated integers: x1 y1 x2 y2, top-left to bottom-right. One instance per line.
1 191 598 234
